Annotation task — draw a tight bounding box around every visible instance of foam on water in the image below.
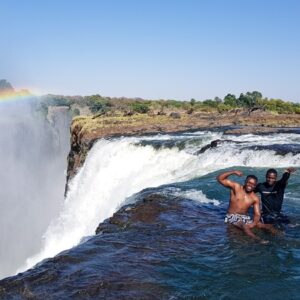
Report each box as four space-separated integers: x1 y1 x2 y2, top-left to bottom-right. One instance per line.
163 187 220 206
225 132 300 145
19 137 196 272
18 132 300 273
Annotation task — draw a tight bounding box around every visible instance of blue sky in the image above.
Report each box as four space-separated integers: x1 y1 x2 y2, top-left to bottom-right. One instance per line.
1 0 300 101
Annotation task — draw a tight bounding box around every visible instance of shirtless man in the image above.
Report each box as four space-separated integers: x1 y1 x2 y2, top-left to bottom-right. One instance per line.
217 170 276 242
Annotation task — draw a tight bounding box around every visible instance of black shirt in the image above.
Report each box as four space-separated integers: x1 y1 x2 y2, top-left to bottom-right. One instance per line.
255 172 290 215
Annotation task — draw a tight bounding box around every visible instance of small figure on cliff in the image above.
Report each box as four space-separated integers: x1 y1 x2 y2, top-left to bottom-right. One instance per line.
255 168 296 225
217 170 276 243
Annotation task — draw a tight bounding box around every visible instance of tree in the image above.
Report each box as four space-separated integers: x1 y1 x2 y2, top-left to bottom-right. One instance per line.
87 94 112 113
187 98 197 114
224 94 237 107
0 79 14 93
237 91 262 108
202 99 218 107
214 96 222 103
237 91 263 115
72 108 80 117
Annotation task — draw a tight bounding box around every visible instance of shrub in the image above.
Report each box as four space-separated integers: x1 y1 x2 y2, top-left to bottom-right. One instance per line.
129 102 150 114
217 103 232 113
72 108 80 117
86 95 112 113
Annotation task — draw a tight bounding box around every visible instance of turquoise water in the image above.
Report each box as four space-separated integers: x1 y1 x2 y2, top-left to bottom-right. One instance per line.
162 169 300 299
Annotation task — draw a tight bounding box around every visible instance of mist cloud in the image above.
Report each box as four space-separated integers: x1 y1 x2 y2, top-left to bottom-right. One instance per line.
0 98 71 279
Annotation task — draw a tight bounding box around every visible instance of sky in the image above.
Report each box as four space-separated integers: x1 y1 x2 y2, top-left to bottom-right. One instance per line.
1 0 300 101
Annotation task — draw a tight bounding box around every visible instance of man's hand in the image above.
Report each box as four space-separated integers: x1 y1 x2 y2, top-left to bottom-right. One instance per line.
234 170 243 177
286 167 296 174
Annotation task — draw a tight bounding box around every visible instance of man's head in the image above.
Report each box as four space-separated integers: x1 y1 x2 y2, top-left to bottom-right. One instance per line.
244 175 258 192
266 169 277 186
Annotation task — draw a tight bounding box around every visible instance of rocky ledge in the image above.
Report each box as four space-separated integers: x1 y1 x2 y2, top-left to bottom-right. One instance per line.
66 111 300 192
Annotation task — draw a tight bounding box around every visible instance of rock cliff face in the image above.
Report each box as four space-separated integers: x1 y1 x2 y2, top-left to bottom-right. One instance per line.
66 121 95 192
65 111 300 192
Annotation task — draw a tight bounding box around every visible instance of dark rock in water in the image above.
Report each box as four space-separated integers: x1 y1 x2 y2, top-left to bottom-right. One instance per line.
96 194 174 234
137 139 186 150
243 144 300 155
197 139 300 156
0 193 223 299
224 126 300 135
1 188 299 298
195 139 223 154
195 139 244 155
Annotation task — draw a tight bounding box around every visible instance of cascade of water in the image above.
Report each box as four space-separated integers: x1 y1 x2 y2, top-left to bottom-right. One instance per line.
0 99 70 279
19 132 300 273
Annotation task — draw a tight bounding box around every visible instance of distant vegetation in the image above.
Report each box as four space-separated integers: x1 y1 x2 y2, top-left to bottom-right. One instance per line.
0 79 30 97
0 79 14 93
37 90 300 117
1 79 299 117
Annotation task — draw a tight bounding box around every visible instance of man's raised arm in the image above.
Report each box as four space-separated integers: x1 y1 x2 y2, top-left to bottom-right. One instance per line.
279 167 296 186
217 170 243 189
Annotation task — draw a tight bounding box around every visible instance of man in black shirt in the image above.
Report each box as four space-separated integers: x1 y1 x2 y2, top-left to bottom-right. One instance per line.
255 168 296 224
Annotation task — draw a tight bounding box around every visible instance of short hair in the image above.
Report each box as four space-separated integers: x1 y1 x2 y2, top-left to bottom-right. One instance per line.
246 175 258 182
266 169 277 176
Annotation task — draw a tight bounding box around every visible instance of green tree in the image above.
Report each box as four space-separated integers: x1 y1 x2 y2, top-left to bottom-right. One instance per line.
87 94 112 113
224 94 237 107
214 96 222 104
237 91 262 108
202 99 218 107
190 98 196 106
237 91 263 115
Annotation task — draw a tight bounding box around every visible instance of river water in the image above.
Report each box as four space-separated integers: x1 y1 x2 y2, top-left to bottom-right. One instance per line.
1 130 300 299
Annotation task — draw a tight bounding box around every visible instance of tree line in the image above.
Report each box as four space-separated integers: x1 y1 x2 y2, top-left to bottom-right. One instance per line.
38 91 300 116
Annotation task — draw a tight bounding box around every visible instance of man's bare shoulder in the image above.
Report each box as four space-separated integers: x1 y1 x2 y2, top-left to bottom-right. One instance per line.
232 181 243 190
229 181 244 194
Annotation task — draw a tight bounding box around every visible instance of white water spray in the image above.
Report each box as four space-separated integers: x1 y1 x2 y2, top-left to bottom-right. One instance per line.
19 132 300 273
0 99 71 279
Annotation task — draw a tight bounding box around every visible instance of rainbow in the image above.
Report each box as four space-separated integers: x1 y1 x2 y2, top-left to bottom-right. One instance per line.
0 90 35 103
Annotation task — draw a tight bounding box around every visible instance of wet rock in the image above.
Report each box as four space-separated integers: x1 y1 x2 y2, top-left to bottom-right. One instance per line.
243 144 300 155
195 139 244 155
224 126 300 135
96 194 172 234
0 192 218 299
65 112 300 193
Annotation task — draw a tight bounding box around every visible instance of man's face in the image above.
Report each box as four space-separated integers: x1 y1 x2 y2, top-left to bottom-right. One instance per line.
266 172 277 186
244 178 257 192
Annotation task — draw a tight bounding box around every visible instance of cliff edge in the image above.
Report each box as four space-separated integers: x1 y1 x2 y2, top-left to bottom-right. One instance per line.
65 111 300 192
